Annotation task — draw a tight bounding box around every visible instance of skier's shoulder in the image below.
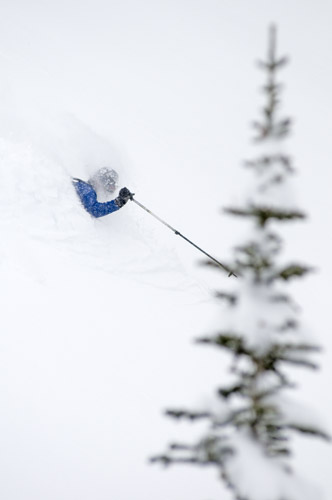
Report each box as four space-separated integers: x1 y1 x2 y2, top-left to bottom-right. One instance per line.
72 177 90 187
72 177 95 194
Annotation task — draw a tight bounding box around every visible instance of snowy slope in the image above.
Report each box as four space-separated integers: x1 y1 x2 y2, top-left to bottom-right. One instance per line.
0 84 230 500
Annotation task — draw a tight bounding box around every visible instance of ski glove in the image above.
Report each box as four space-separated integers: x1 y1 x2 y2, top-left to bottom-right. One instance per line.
115 187 134 207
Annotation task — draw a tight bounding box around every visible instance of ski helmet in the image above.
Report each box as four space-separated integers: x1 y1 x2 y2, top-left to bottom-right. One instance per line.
89 167 119 193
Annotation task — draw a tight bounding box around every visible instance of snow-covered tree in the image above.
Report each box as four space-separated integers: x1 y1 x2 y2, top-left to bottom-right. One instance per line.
151 26 330 500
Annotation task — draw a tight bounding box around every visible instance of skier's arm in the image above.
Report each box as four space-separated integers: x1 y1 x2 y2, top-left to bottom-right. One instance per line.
73 179 133 218
89 198 120 218
90 188 134 217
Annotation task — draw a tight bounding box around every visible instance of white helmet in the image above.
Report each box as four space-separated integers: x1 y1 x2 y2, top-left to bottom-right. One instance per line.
89 167 119 193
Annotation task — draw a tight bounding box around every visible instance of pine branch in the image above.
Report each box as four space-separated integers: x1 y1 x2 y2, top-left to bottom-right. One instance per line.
273 264 314 281
218 383 244 399
150 437 234 467
214 291 238 305
224 205 306 227
165 409 211 421
200 258 239 276
196 333 248 356
286 424 331 441
244 154 295 175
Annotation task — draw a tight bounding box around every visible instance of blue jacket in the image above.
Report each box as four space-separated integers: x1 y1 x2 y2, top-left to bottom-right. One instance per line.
73 178 120 218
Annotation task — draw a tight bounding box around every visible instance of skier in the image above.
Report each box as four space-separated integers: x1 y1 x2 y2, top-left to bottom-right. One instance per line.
72 167 133 218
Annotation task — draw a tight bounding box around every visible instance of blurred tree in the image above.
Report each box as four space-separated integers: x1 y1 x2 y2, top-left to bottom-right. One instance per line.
151 26 329 500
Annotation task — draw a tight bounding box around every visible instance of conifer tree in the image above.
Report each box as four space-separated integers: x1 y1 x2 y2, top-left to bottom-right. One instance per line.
151 26 329 500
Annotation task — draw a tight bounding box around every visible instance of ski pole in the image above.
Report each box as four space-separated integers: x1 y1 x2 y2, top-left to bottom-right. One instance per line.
131 198 237 277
